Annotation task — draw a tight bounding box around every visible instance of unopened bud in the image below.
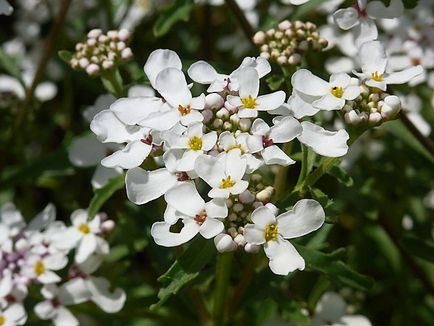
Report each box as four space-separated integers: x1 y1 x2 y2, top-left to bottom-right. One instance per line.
121 48 133 60
381 95 401 119
239 190 255 204
87 29 102 38
86 63 100 76
214 234 237 252
253 31 266 44
239 119 252 131
205 93 224 110
244 243 261 253
256 186 274 202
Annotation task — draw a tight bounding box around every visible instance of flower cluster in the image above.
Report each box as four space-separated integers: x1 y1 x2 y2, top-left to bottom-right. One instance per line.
88 49 362 275
253 20 328 66
70 29 133 76
0 203 125 326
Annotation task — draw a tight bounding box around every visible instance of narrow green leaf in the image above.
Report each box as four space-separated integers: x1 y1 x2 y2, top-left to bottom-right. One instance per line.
153 0 194 37
295 244 374 290
87 174 125 218
327 165 354 187
58 50 73 64
150 237 216 310
401 235 434 263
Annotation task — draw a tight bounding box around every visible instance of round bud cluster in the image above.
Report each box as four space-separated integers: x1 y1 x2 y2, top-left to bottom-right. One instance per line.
202 93 252 133
253 20 328 66
343 85 402 126
70 28 133 76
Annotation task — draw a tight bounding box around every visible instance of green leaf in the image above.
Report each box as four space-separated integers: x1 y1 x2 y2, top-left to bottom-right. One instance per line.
266 75 285 91
401 235 434 263
0 48 24 86
295 244 374 291
327 165 354 187
150 237 216 310
309 187 333 208
87 174 125 217
58 50 73 64
153 0 194 37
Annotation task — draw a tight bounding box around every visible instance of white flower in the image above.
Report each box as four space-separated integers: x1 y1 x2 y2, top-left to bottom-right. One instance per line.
34 279 90 326
291 69 360 111
333 0 403 47
227 67 285 118
0 203 26 252
0 304 26 326
0 0 13 15
151 182 228 246
144 49 182 89
355 41 423 91
164 122 217 171
312 292 372 326
244 200 325 275
195 149 249 199
21 253 67 284
51 210 107 264
247 117 302 166
188 56 271 93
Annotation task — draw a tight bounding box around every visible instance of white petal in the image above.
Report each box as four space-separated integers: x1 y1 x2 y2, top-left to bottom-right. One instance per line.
144 49 182 88
58 278 91 305
53 306 79 326
312 93 346 111
34 301 56 320
298 122 349 157
367 0 403 19
202 132 217 151
262 145 295 166
341 315 373 326
87 276 126 313
247 135 264 153
264 238 305 275
91 164 123 189
27 204 56 232
384 65 424 85
229 180 249 195
251 205 276 227
237 107 258 118
101 140 152 169
111 97 164 125
177 150 201 171
208 187 231 199
237 67 259 98
225 149 247 181
360 41 387 75
277 199 325 239
187 61 219 84
139 107 180 131
291 69 329 96
126 167 178 204
333 8 359 30
195 154 225 188
287 93 320 119
38 270 61 284
256 91 286 111
250 118 270 136
244 224 266 245
199 218 224 239
226 95 242 108
151 220 199 247
269 116 302 143
190 94 206 110
355 19 378 48
44 253 68 270
342 85 361 100
75 235 97 264
180 109 204 126
128 85 155 98
156 68 191 107
313 291 347 324
68 136 106 167
0 0 13 15
329 73 351 87
165 182 204 216
205 199 228 218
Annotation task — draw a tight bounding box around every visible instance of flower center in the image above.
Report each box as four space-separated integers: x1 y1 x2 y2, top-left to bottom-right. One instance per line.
194 210 207 225
371 71 384 82
226 144 244 154
79 223 90 234
178 104 191 116
188 136 203 151
34 260 46 276
141 134 153 145
330 86 344 98
219 176 236 189
0 315 5 326
262 135 273 148
176 172 190 181
265 223 279 242
241 95 257 109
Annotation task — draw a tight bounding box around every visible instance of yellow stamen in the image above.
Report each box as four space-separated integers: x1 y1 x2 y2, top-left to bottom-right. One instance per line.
226 144 244 154
0 315 5 326
188 136 203 151
219 176 236 189
241 95 257 109
371 71 384 82
330 86 344 98
265 223 279 242
178 104 191 116
34 261 45 276
79 223 90 234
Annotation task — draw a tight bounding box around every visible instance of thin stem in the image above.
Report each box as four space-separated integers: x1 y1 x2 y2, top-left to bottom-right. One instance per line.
295 143 309 189
400 110 434 157
224 0 255 46
213 252 234 326
14 0 72 130
101 69 125 97
273 142 292 200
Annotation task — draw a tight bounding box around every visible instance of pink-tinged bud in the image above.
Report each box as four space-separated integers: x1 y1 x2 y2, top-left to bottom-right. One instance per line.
205 93 224 110
253 31 266 44
277 55 287 65
87 38 97 46
87 28 102 38
102 60 114 70
368 112 382 125
216 108 229 119
121 48 133 60
86 63 100 76
98 35 109 43
239 190 255 204
244 243 261 253
107 30 118 39
278 20 291 30
260 52 270 60
202 109 213 123
118 29 131 41
224 100 237 112
79 58 89 69
288 53 301 65
266 28 275 37
239 118 251 131
101 220 115 233
117 41 126 51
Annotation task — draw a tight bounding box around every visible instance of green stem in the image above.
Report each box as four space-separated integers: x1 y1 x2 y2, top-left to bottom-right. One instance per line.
295 143 309 189
273 142 292 200
213 252 234 326
101 69 125 97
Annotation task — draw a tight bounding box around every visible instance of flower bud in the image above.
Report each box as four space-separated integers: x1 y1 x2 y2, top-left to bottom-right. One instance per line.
214 234 237 252
205 93 224 110
344 110 361 125
223 121 232 130
239 190 255 204
278 20 291 30
87 28 102 38
79 58 90 69
368 112 382 125
381 95 401 119
239 119 252 131
86 63 100 76
256 186 274 202
234 234 246 246
121 48 133 60
233 203 244 213
253 31 266 44
202 109 213 123
229 114 240 125
244 243 261 253
213 118 223 129
101 220 115 233
102 60 114 70
216 108 230 119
